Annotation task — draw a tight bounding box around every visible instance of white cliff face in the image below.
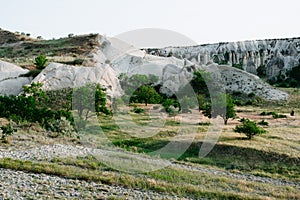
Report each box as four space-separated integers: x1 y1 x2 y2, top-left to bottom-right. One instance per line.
213 65 288 101
32 62 123 98
0 60 31 96
152 38 300 79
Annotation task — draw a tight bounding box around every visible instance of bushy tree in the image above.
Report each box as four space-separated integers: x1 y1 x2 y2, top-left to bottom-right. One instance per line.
0 83 73 130
119 73 159 95
234 118 267 139
34 55 48 69
131 85 161 106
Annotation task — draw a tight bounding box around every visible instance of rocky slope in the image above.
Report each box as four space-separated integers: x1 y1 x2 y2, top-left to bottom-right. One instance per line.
205 64 288 100
149 37 300 79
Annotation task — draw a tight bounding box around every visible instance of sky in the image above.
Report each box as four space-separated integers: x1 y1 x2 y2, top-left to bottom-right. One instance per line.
1 0 300 47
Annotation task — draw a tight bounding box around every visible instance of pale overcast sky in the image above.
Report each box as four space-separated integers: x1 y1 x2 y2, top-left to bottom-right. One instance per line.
1 0 299 47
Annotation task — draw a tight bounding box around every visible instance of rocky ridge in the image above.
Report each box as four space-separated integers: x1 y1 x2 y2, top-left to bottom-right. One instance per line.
150 37 300 79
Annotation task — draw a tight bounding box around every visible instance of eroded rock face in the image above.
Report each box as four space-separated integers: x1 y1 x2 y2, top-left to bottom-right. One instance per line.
151 38 300 79
0 60 31 96
32 62 123 98
211 65 288 101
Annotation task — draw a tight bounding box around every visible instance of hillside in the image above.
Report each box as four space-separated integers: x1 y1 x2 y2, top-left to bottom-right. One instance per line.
0 28 99 67
0 28 33 44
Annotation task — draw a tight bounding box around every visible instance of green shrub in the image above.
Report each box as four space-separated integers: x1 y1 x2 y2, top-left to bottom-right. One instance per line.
0 83 73 130
34 55 48 69
162 99 180 116
258 120 269 126
201 93 236 125
198 122 211 126
260 111 287 118
234 118 267 139
47 117 75 137
132 107 145 114
272 113 287 119
233 99 243 106
232 63 243 70
1 123 17 143
248 92 256 98
260 111 275 116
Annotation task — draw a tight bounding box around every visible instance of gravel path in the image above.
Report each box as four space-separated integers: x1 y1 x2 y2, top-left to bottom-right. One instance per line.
0 144 299 188
0 168 186 200
0 143 299 199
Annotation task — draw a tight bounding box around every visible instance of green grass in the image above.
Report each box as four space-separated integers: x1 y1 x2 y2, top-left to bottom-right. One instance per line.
180 142 299 181
93 109 300 181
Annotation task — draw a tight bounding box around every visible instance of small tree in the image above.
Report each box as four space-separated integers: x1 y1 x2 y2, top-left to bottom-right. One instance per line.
34 55 48 69
201 93 236 124
72 83 111 120
190 69 211 97
180 96 195 113
234 118 267 139
223 94 236 124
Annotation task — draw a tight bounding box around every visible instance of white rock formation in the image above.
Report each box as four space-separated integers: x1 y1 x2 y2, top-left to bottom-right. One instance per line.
32 62 123 98
91 36 196 96
211 65 288 101
152 38 300 78
0 60 31 96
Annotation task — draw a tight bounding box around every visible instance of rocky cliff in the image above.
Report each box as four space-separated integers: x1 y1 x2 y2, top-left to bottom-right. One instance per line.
148 37 300 79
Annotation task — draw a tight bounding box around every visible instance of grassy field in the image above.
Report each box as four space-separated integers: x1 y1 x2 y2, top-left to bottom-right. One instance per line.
91 105 299 181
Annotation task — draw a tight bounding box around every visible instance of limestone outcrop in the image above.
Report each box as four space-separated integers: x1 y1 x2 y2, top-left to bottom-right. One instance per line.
32 62 123 98
210 65 288 101
0 60 31 96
